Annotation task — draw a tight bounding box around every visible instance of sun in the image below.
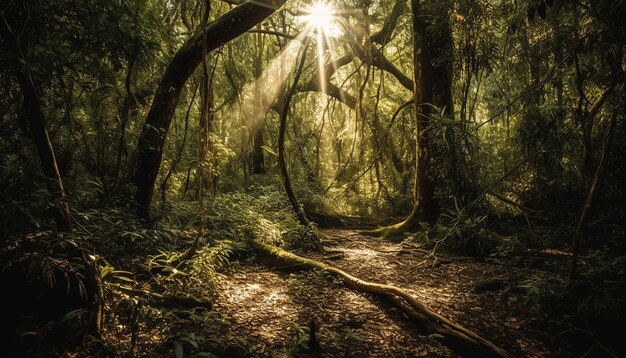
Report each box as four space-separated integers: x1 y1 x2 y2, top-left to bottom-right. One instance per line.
302 3 340 37
306 3 333 29
297 2 343 102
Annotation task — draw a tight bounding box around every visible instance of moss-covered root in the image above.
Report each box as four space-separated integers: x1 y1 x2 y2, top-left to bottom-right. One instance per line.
360 208 422 242
250 240 511 358
310 226 328 252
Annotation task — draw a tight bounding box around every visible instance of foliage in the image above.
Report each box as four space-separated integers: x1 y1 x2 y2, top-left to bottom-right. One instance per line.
570 252 626 317
1 0 625 355
162 308 254 357
426 104 482 209
405 204 501 257
200 183 318 251
0 231 91 298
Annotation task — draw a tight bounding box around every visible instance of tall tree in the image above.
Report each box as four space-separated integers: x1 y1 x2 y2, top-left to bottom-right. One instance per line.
1 14 72 232
278 37 313 230
134 1 286 219
374 0 454 238
251 31 267 175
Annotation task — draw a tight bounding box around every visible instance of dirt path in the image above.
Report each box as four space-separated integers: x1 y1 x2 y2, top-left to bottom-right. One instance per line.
214 229 562 357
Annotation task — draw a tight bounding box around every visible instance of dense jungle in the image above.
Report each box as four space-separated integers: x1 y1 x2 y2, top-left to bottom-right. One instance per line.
1 0 625 356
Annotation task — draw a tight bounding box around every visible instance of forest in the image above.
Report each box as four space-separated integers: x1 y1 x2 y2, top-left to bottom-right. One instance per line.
0 0 625 356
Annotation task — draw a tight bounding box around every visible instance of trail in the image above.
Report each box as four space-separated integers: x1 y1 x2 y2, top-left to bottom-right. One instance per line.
214 229 561 357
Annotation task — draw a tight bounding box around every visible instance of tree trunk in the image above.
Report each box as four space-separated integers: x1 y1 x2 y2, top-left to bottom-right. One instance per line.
278 37 313 228
369 0 454 238
114 57 135 188
252 31 267 175
160 82 198 205
1 14 71 232
17 75 72 232
252 125 266 174
569 112 616 282
133 1 286 219
251 240 510 358
411 0 454 223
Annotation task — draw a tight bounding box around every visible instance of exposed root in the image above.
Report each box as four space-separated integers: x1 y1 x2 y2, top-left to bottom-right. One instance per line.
360 208 422 242
251 240 510 358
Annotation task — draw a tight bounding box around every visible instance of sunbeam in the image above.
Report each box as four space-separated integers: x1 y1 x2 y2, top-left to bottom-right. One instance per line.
235 31 310 133
223 3 349 141
300 2 344 118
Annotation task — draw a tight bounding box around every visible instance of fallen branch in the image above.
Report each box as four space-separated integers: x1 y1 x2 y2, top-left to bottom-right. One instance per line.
108 283 212 310
251 240 510 357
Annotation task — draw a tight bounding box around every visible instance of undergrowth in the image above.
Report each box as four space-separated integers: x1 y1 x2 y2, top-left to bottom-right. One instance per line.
0 180 318 356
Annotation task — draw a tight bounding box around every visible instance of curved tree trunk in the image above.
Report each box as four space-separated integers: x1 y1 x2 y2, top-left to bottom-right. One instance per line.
277 38 312 227
133 0 286 219
276 36 325 249
251 240 511 358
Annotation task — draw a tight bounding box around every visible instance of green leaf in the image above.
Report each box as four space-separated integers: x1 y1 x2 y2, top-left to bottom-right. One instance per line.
173 341 184 358
100 265 115 278
181 337 198 349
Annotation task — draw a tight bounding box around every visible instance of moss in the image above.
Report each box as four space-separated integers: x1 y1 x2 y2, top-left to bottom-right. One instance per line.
360 207 424 242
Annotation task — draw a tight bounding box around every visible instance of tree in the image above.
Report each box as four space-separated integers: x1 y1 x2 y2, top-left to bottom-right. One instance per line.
278 37 315 230
1 14 72 232
133 1 287 219
251 32 268 175
373 0 454 238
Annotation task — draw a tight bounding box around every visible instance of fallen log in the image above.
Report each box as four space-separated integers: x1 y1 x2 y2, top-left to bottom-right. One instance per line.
251 240 510 358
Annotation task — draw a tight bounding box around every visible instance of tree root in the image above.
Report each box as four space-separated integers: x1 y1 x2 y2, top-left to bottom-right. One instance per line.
360 208 422 242
250 240 510 358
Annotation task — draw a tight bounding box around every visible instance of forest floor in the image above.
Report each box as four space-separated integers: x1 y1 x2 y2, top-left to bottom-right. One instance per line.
208 229 567 357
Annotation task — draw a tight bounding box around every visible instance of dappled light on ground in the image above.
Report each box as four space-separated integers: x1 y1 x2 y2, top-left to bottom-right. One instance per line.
215 262 449 356
211 229 560 356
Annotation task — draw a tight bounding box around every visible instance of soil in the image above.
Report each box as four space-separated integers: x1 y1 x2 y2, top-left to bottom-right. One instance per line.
210 229 566 357
88 227 581 357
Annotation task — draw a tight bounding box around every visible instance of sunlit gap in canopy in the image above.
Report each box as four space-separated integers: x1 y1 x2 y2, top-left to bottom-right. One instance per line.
229 3 344 138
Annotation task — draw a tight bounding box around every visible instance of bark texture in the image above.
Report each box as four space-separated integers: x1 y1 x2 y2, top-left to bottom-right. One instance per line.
410 0 454 225
370 0 455 238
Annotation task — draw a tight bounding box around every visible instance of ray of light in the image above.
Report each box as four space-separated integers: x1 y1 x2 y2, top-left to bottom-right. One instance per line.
222 2 351 139
302 2 352 117
317 29 328 96
234 29 311 130
320 28 346 106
